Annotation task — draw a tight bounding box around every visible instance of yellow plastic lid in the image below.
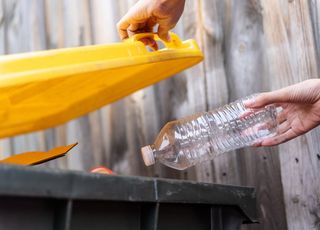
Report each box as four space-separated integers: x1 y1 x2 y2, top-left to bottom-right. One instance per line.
0 32 203 138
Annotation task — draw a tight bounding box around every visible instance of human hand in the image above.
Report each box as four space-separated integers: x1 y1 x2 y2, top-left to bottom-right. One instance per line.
244 79 320 146
117 0 185 50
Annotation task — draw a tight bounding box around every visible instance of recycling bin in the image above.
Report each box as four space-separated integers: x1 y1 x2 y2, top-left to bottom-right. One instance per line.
0 165 258 230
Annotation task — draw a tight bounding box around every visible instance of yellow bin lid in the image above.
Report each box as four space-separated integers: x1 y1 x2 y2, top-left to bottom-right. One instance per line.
0 32 203 138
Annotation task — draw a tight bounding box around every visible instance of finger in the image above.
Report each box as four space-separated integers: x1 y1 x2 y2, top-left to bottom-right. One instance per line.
277 120 291 134
128 22 152 37
239 106 284 121
139 38 150 45
252 141 262 147
147 17 157 31
140 38 158 50
239 108 256 119
117 6 146 40
117 19 130 40
138 21 147 30
127 22 158 50
148 39 158 50
128 23 140 32
260 129 297 146
157 22 172 42
276 111 287 124
144 18 158 50
244 89 292 109
117 7 144 40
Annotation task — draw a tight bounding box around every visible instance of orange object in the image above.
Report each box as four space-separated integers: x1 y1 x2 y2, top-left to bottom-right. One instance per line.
91 166 114 175
0 143 77 166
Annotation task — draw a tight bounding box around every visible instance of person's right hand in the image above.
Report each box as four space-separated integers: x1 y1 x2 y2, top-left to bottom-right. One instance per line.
117 0 185 50
244 79 320 146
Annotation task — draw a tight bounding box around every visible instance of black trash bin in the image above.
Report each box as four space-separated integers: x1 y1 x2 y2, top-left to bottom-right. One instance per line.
0 165 258 230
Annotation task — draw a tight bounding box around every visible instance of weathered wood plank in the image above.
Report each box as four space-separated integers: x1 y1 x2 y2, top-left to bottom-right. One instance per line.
1 0 320 228
3 0 27 154
309 0 320 67
90 0 120 43
114 0 162 176
0 0 5 53
44 0 64 49
40 0 68 169
261 0 320 229
89 0 125 173
197 0 241 185
222 1 287 229
0 0 12 159
3 0 47 156
61 0 94 171
180 0 214 182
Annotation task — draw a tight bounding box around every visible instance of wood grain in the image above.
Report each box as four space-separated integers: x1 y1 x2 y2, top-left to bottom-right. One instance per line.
309 0 320 68
0 0 12 159
0 0 319 229
222 1 287 229
261 0 320 229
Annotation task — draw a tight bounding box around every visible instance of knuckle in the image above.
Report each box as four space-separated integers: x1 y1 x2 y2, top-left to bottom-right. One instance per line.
155 1 170 15
282 90 291 100
258 92 267 100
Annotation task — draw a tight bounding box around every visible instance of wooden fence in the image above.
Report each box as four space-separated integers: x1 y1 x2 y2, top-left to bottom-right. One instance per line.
0 0 319 229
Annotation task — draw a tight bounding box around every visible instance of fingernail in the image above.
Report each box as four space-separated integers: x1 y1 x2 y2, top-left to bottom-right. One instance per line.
243 97 256 107
245 94 259 106
243 100 253 107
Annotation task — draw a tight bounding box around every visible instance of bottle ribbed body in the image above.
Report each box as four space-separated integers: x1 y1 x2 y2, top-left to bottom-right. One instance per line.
141 95 278 170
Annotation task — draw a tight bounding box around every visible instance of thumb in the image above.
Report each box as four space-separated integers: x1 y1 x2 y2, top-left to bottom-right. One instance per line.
245 90 290 109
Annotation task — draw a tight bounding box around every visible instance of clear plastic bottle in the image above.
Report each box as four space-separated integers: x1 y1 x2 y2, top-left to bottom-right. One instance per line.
141 94 278 170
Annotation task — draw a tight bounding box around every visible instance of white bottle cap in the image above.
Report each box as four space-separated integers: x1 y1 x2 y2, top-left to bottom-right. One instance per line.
141 145 155 166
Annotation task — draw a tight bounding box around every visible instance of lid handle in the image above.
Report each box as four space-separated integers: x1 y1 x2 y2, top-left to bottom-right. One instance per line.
127 32 184 50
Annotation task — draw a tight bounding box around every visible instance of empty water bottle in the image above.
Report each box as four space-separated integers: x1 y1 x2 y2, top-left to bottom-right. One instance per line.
141 94 278 170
